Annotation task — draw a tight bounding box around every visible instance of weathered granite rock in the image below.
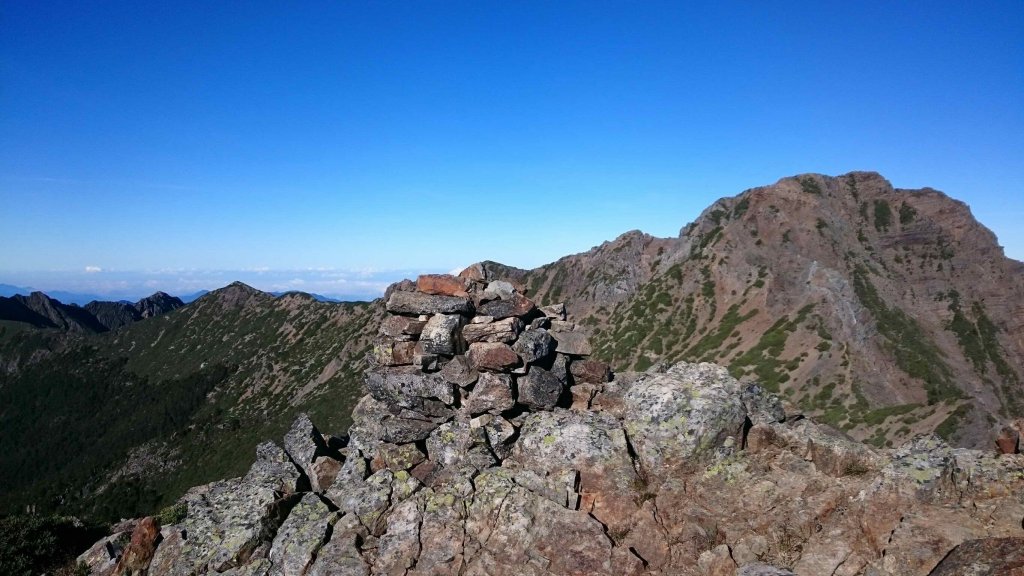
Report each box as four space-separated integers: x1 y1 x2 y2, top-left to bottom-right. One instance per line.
267 493 335 576
481 414 517 459
245 441 305 494
517 366 564 410
378 315 426 340
419 313 464 355
427 418 496 472
386 291 473 315
622 362 746 476
512 328 557 364
347 395 445 450
698 543 737 576
462 316 523 344
464 468 615 575
467 342 520 371
927 536 1024 575
416 274 469 297
550 329 593 356
282 414 329 487
169 477 301 575
364 366 455 412
306 514 369 576
465 372 515 414
373 442 426 472
506 409 640 536
570 359 611 383
478 293 535 319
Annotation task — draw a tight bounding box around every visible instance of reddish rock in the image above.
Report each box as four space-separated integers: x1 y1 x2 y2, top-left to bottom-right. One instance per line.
112 517 161 576
467 342 520 371
410 459 435 483
928 537 1024 575
416 274 469 297
310 456 342 491
458 263 486 282
570 359 611 383
996 426 1020 454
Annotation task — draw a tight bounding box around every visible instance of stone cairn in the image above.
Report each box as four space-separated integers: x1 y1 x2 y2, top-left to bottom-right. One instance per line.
362 264 611 482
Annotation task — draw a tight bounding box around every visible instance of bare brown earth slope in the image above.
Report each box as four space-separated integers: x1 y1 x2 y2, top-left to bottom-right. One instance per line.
506 172 1023 449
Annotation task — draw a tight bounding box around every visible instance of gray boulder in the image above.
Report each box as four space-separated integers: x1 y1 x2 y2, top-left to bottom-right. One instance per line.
517 366 564 410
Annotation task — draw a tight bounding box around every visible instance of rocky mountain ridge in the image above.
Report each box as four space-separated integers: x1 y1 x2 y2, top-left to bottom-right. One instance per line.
79 273 1024 576
0 291 184 333
513 172 1024 449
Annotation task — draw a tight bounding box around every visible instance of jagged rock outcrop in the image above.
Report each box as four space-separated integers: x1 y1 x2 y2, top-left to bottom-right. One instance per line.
80 271 1024 575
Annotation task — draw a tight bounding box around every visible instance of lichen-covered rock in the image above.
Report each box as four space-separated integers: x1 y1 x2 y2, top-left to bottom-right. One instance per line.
438 354 478 387
464 468 615 575
282 414 329 488
305 514 369 576
266 493 335 576
347 395 443 449
427 418 496 472
78 529 132 576
419 313 464 355
622 362 746 476
506 409 640 535
244 441 305 494
364 366 455 412
169 477 301 575
741 383 786 425
738 564 797 576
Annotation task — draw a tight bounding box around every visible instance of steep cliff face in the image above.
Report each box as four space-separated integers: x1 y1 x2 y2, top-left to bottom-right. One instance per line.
519 172 1024 448
80 273 1024 576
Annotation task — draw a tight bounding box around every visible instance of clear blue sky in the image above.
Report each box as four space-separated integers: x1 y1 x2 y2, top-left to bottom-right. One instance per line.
2 1 1022 299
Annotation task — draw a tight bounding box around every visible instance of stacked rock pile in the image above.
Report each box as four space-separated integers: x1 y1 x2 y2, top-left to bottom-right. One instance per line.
359 266 612 483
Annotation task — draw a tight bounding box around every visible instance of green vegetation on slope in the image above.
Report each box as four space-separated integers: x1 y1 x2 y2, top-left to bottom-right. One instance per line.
0 290 381 524
852 267 959 404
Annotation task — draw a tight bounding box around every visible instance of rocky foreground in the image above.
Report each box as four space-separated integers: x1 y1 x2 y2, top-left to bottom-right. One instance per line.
81 272 1024 575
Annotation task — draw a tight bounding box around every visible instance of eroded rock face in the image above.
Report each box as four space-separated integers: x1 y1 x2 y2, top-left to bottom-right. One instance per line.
81 271 1024 576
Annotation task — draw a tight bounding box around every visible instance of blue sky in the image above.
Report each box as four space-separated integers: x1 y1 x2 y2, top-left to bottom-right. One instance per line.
1 1 1022 300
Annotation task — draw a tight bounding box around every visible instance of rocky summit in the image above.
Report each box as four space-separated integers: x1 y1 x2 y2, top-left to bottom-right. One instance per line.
80 273 1024 576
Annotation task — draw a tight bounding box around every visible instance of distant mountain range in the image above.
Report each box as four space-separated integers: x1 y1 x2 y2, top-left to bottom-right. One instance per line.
0 291 184 333
0 170 1019 530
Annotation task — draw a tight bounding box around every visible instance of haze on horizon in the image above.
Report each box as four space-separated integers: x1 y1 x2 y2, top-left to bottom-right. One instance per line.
2 1 1022 300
